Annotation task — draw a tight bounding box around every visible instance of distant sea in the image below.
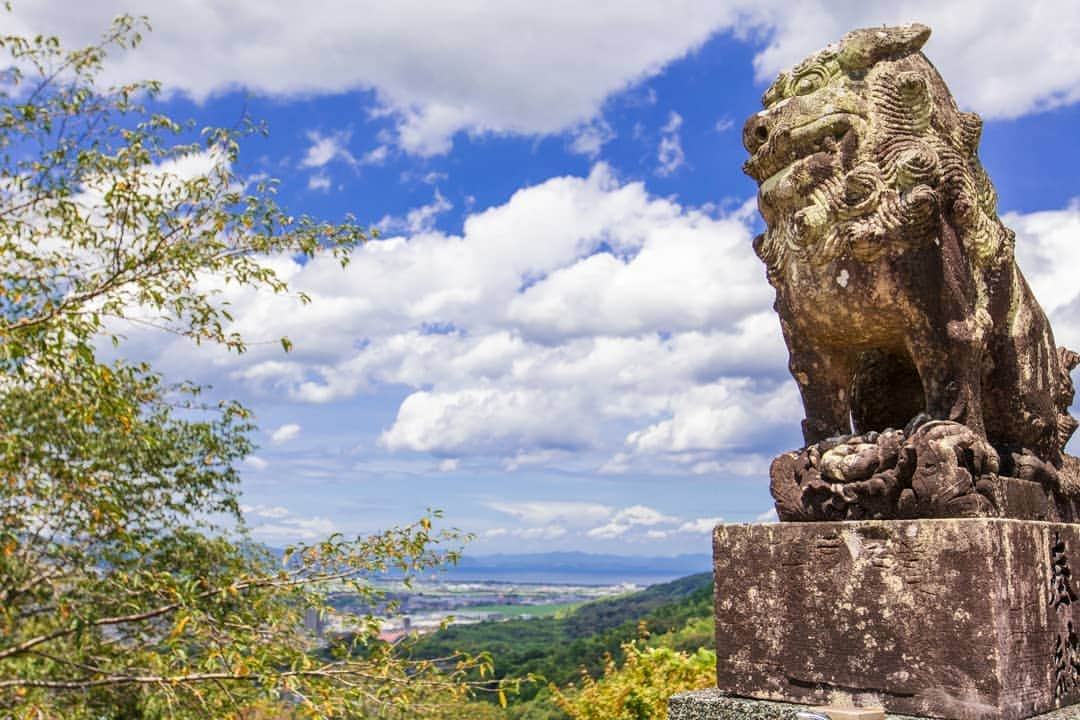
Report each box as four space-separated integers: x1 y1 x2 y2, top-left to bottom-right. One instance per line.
433 551 712 587
269 547 713 587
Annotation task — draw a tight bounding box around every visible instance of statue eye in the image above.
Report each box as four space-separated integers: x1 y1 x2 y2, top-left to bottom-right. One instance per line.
793 73 824 96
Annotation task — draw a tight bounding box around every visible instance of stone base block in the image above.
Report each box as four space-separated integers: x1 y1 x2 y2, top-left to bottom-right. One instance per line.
668 690 1080 720
713 520 1080 720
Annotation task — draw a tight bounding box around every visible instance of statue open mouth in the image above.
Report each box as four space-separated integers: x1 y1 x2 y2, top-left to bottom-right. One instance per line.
743 112 864 190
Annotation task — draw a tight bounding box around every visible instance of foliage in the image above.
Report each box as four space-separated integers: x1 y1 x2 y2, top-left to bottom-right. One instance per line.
561 574 712 639
404 574 713 720
0 13 489 719
502 687 571 720
649 616 713 655
411 572 712 703
551 628 715 720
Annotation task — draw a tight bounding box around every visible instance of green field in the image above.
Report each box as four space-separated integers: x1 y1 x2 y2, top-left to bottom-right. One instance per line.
464 601 579 617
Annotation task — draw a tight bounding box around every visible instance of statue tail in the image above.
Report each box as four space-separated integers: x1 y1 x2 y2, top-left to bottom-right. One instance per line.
1058 347 1080 452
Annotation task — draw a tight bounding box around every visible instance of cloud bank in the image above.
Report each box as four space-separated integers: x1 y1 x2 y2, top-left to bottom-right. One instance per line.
12 2 1080 154
103 147 1080 478
123 163 794 474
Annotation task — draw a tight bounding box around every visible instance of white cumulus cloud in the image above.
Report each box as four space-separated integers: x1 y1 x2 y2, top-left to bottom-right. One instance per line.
625 380 800 455
307 174 332 192
249 516 338 544
486 501 613 527
755 508 779 523
569 118 616 158
747 0 1080 120
244 455 269 471
269 423 302 445
656 111 685 177
299 130 357 169
241 504 291 519
14 2 1078 155
238 504 336 544
1007 200 1080 351
117 163 797 474
9 2 743 156
376 190 453 235
481 525 567 540
518 525 568 540
586 504 678 539
676 516 724 534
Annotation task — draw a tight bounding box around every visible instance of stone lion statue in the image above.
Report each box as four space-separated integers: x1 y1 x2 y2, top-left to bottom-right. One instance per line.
742 24 1080 520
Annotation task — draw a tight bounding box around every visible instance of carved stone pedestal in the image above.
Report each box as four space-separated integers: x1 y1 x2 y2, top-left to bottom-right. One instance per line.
713 520 1080 720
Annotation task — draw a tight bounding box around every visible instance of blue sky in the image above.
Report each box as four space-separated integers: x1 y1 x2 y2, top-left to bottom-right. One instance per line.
14 2 1080 555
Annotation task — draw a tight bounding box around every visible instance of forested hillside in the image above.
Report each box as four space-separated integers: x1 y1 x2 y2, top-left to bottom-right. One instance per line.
409 573 715 718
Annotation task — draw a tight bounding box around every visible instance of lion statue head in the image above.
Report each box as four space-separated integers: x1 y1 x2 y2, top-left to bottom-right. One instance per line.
743 24 1009 279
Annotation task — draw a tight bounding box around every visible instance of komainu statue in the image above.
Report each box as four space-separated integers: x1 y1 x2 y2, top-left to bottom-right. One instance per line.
742 24 1080 521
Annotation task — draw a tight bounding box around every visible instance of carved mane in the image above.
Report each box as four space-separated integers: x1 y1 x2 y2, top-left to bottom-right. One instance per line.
747 24 1011 280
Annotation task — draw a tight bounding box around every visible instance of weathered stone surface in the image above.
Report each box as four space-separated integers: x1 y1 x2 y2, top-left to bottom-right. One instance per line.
741 24 1080 521
668 690 1080 720
713 520 1080 720
771 421 1080 522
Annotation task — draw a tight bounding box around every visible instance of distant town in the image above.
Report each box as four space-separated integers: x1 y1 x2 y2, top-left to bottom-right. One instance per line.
308 579 642 642
293 552 712 645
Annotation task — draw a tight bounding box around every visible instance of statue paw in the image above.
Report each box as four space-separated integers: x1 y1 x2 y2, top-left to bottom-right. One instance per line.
903 412 933 436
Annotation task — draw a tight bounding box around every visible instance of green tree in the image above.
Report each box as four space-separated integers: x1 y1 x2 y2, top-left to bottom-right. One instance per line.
0 14 488 719
551 628 715 720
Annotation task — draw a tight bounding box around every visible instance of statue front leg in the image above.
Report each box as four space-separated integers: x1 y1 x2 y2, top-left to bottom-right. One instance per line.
908 313 989 439
787 342 855 446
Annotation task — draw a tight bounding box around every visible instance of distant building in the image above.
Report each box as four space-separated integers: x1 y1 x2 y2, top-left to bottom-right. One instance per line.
303 607 325 639
378 629 408 644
